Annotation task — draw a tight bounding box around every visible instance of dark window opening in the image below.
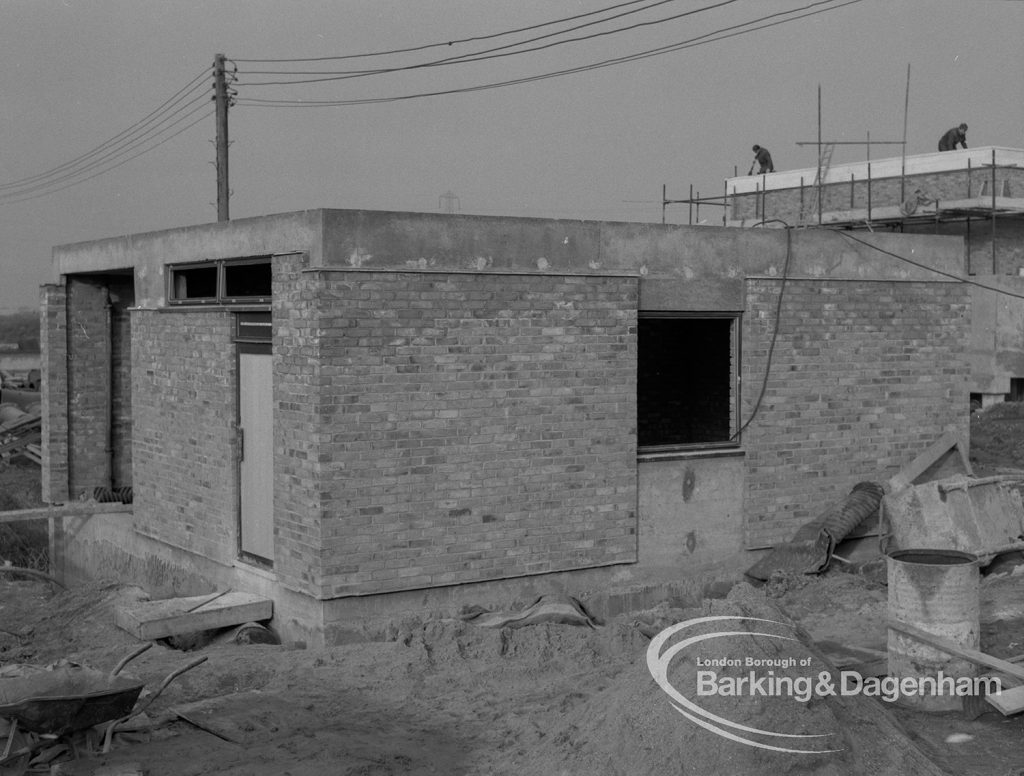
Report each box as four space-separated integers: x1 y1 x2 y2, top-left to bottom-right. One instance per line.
1010 379 1024 403
168 256 271 305
171 265 218 301
224 261 272 300
638 315 738 450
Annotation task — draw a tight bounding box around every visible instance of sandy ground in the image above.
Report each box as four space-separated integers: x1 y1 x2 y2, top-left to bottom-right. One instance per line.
0 571 1022 775
0 404 1022 774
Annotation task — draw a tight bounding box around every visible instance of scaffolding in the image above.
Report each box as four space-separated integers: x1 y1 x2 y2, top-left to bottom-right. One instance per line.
665 147 1024 274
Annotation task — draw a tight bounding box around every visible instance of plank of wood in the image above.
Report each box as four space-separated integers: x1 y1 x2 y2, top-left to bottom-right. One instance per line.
0 502 132 524
115 592 273 640
887 619 1024 683
985 684 1024 716
0 430 40 455
886 430 970 492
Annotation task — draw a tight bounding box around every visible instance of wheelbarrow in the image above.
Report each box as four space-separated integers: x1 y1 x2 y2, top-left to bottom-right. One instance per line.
0 644 206 772
0 665 143 738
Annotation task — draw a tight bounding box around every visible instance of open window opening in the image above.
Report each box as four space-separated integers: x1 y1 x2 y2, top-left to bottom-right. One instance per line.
168 256 271 305
224 259 272 301
170 264 217 302
638 313 739 452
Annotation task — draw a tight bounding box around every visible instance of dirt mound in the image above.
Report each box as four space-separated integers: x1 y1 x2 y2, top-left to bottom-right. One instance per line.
521 585 946 776
393 615 648 672
767 568 888 650
0 578 146 665
970 402 1024 475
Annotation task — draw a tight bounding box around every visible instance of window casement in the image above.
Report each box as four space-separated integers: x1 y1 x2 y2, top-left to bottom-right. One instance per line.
168 256 272 305
637 312 740 452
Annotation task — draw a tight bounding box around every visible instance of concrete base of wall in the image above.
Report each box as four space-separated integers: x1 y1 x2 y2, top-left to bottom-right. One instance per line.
51 511 325 646
50 512 753 647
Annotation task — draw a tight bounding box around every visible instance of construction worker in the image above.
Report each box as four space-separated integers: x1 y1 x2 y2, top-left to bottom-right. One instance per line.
749 145 774 175
938 123 968 151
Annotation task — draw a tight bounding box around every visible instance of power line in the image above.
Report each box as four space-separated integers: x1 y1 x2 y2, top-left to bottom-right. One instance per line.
0 109 211 207
0 107 214 206
0 67 209 195
235 0 728 85
0 96 211 202
235 0 862 107
230 0 660 63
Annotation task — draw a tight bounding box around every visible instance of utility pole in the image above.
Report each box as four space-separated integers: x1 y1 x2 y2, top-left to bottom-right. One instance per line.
213 53 230 221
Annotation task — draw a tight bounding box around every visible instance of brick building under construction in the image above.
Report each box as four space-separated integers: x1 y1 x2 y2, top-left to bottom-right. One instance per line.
39 209 969 644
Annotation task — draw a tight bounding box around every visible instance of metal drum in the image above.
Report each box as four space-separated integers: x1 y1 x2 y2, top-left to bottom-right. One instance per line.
887 549 980 711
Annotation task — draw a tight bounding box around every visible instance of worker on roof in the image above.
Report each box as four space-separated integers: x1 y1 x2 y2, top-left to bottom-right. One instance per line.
938 123 968 151
749 145 774 175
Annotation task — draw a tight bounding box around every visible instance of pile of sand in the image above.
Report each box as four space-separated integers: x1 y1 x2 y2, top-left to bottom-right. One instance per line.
521 584 947 776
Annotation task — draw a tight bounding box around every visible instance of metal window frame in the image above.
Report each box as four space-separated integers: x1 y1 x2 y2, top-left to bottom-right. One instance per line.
167 256 272 306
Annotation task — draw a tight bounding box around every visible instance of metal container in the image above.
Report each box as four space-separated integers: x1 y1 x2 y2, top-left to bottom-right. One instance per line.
887 549 980 711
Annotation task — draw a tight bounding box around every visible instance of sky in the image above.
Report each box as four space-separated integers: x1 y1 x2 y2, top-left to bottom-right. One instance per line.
0 0 1021 311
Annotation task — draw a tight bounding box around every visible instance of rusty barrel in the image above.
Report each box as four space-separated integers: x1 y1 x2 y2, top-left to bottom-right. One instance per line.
887 549 980 711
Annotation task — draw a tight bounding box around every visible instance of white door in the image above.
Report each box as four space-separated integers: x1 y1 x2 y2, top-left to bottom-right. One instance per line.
239 349 274 562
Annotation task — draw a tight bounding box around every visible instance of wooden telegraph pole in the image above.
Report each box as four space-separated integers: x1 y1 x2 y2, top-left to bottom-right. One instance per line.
213 53 230 221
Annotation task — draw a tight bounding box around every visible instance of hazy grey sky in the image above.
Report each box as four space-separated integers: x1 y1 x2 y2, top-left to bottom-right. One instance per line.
0 0 1021 311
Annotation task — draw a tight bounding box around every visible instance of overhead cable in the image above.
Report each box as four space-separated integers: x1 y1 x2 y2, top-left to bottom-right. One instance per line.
235 0 862 107
0 104 214 205
0 96 211 201
235 0 729 85
229 0 662 63
0 67 209 194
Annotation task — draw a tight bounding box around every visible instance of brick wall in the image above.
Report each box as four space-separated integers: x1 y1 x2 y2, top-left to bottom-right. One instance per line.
131 309 237 562
742 278 970 548
110 279 134 489
732 167 1024 223
291 270 638 597
40 285 68 503
66 278 112 499
272 253 323 594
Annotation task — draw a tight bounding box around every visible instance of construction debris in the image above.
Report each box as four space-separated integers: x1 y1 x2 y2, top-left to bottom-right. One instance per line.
746 431 975 582
460 595 599 629
0 403 41 466
745 481 885 581
880 474 1024 561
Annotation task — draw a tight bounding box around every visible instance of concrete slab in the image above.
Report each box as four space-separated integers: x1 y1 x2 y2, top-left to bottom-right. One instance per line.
114 592 273 640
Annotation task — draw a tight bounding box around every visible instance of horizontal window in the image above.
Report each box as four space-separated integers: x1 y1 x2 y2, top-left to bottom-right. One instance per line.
168 257 271 305
170 264 217 302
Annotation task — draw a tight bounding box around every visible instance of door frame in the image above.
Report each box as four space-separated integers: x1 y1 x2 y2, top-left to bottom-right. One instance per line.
235 333 274 568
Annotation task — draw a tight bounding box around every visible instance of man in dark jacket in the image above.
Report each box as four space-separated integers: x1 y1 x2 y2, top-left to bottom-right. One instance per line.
749 145 774 174
938 123 968 151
